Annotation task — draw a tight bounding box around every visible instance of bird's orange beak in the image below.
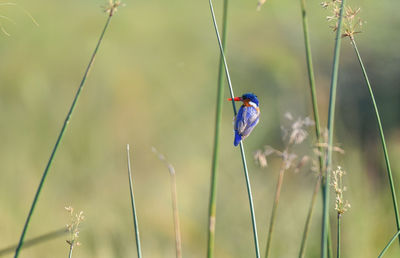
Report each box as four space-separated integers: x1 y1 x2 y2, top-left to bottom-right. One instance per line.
227 97 242 101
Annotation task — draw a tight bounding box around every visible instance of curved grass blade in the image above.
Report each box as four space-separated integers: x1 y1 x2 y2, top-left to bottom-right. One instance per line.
126 145 142 258
321 0 346 257
13 10 116 258
208 0 260 257
350 37 400 242
207 0 229 257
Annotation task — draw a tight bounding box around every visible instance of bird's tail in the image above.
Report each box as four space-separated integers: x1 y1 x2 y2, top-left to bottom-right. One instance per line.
234 131 242 146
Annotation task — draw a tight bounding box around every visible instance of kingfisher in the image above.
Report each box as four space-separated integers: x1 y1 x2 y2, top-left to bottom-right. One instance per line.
228 93 260 146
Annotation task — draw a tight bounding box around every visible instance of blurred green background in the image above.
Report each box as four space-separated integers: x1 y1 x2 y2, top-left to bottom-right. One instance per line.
1 0 400 257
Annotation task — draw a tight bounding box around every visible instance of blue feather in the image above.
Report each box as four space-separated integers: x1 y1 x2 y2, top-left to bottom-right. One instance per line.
234 131 242 146
232 93 260 146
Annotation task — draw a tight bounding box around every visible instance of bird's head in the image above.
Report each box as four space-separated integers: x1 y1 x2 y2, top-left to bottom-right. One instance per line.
228 93 259 107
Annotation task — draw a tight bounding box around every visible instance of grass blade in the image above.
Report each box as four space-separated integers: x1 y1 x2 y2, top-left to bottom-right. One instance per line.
298 176 321 258
321 0 346 257
207 0 229 257
126 145 142 258
152 148 182 258
208 0 260 257
265 164 285 258
378 230 400 258
350 37 400 241
0 228 67 256
336 213 341 258
13 9 116 258
297 0 329 256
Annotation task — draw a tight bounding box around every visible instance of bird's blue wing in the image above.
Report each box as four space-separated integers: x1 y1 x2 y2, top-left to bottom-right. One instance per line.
234 106 260 139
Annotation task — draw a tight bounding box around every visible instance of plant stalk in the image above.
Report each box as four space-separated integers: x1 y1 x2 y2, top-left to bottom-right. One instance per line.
350 37 400 241
68 244 74 258
13 13 114 258
299 176 321 258
207 0 229 257
265 164 285 258
298 0 331 256
336 213 341 258
378 230 400 258
170 168 182 258
208 0 260 256
126 145 142 258
321 0 346 257
0 228 67 256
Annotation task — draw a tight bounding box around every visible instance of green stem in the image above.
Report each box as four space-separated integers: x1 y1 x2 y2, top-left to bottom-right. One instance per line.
322 1 346 257
265 164 285 258
299 0 322 161
170 169 182 258
298 0 330 256
378 230 400 258
208 0 260 257
126 145 142 258
298 176 321 258
13 14 114 258
207 0 229 257
68 244 74 258
336 213 341 258
0 228 67 256
350 37 400 240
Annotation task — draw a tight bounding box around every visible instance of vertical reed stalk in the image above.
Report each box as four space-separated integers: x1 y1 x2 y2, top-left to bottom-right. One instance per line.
207 0 229 257
299 176 321 258
299 0 322 158
14 10 116 258
298 0 329 256
170 167 182 258
265 163 285 258
0 228 67 256
152 148 182 258
208 0 260 256
68 244 74 258
126 145 142 258
378 230 400 258
322 0 346 257
336 213 341 258
350 37 400 239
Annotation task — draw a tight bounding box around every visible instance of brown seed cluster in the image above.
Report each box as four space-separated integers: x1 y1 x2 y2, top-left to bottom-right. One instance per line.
65 206 85 247
331 166 351 215
321 0 364 39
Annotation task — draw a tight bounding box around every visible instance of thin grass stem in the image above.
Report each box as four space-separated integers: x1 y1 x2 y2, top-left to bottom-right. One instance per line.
299 176 321 258
298 0 331 256
126 145 142 258
170 168 182 258
350 37 400 240
68 244 74 258
152 148 182 258
207 0 229 257
265 164 285 258
0 228 67 256
13 12 115 258
208 0 260 257
378 230 400 258
322 0 346 257
336 213 341 258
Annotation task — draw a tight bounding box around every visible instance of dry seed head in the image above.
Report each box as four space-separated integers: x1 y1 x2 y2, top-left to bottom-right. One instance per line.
103 0 123 16
257 0 267 11
322 0 364 39
254 114 314 172
254 150 268 168
331 166 351 214
65 206 85 248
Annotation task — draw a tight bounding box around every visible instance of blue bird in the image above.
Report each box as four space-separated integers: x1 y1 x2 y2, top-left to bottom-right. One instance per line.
228 93 260 146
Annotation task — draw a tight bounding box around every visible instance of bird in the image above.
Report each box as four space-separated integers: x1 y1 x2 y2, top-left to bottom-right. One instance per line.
228 93 260 146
